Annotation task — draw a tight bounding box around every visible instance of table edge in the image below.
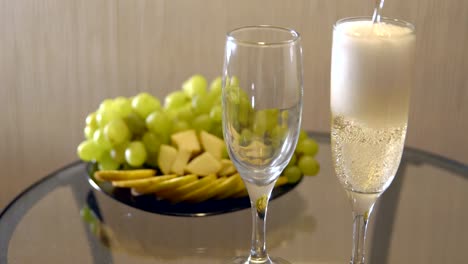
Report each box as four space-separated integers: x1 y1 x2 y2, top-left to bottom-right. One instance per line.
1 131 466 218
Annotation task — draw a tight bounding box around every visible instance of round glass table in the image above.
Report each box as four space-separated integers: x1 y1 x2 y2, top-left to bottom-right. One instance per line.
1 132 467 264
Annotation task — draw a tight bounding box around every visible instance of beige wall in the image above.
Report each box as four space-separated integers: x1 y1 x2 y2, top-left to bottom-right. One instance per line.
1 0 467 209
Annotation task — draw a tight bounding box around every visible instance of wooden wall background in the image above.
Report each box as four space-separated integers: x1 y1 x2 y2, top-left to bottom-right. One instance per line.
1 0 467 209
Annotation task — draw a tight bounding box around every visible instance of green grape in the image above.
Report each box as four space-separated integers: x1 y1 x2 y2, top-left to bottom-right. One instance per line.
159 133 170 145
238 109 252 127
142 131 162 154
280 110 289 121
77 140 103 162
286 153 297 168
270 126 287 147
209 77 222 94
84 126 96 140
104 118 131 146
283 166 302 183
125 141 147 167
145 151 158 168
208 89 222 107
183 74 208 98
226 76 240 87
85 112 98 128
253 109 279 136
297 155 320 176
240 129 253 146
252 120 267 136
164 108 177 120
124 112 146 136
174 103 194 121
113 96 132 118
230 76 240 87
298 129 308 143
255 195 268 213
131 92 161 119
192 93 213 115
225 89 252 129
209 105 222 122
96 109 119 128
296 138 319 157
238 94 253 127
146 111 172 137
225 85 244 105
121 163 137 170
210 122 224 139
98 99 114 113
208 77 222 105
93 129 112 150
172 121 191 133
164 91 189 110
192 114 213 132
110 143 128 164
98 151 120 170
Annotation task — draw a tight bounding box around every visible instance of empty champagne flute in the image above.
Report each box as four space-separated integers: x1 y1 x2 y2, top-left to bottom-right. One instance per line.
330 17 416 264
222 25 303 264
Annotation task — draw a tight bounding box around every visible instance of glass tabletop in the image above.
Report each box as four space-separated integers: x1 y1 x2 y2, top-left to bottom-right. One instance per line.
1 132 467 264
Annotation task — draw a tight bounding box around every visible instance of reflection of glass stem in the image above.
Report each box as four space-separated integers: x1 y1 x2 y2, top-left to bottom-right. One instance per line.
80 205 114 248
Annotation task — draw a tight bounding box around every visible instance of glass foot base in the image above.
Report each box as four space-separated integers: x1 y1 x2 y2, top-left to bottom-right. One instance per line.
227 256 291 264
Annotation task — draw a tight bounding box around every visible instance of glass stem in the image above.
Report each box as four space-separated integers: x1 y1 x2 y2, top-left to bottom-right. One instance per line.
245 180 275 263
351 212 369 264
347 191 378 264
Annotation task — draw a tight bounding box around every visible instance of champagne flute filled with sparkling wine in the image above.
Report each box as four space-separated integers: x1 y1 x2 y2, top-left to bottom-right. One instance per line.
330 16 416 264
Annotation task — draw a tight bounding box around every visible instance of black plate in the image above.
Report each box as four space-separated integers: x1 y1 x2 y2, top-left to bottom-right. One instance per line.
86 163 303 217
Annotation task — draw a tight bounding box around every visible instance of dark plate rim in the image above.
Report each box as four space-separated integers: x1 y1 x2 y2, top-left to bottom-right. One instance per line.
86 162 303 217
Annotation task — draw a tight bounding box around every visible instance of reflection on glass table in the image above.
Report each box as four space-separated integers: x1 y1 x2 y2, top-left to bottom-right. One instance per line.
0 132 467 264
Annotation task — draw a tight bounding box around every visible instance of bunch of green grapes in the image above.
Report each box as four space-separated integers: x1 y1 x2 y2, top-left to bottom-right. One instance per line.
77 74 320 182
77 74 224 170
